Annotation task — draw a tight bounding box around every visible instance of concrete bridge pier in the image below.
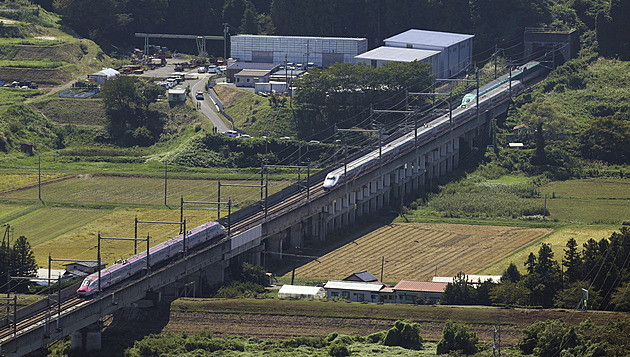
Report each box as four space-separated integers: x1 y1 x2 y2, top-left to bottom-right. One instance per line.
290 224 303 249
71 322 101 354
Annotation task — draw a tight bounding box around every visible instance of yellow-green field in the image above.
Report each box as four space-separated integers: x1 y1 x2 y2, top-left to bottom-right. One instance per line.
4 175 288 207
478 226 619 275
0 173 65 192
31 208 218 268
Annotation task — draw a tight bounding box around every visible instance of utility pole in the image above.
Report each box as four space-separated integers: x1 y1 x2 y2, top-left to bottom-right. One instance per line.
38 155 41 201
164 161 168 206
493 314 501 356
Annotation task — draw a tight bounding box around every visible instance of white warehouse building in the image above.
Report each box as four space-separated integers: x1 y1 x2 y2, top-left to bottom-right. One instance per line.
231 34 368 68
384 29 474 78
354 46 440 76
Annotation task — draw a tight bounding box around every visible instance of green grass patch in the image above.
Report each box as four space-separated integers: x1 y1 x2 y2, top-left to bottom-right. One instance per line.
0 202 32 222
214 85 296 137
538 179 630 224
4 205 109 248
0 87 42 105
0 172 64 192
29 97 106 126
0 59 66 68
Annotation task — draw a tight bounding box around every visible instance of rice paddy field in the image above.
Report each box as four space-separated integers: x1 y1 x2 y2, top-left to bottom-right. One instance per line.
289 223 552 282
539 179 630 224
0 171 627 278
0 173 292 268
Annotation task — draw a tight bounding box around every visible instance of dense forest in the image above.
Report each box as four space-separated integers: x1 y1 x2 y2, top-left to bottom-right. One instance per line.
33 0 630 61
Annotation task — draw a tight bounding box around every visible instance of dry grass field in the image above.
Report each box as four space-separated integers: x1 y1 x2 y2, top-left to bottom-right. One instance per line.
290 223 552 282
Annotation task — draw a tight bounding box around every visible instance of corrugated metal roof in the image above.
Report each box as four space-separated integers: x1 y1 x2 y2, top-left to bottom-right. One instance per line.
233 34 367 42
393 281 448 293
432 275 502 284
384 29 474 47
236 69 272 77
227 62 279 70
355 46 439 62
278 285 325 295
324 280 384 292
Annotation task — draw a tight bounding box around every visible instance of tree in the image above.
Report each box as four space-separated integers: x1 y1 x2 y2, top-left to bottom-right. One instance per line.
524 244 562 307
383 320 423 349
490 281 530 306
100 76 164 146
563 238 582 283
11 236 37 278
436 320 478 355
554 281 601 310
501 262 522 283
610 281 630 311
440 272 476 305
579 115 630 164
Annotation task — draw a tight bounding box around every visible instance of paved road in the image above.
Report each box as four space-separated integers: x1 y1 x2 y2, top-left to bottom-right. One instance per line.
191 76 231 133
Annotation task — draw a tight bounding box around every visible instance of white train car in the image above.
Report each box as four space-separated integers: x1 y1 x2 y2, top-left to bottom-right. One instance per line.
77 221 224 296
322 63 543 191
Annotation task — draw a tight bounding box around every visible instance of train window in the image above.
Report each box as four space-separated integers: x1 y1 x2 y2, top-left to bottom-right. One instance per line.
81 279 91 286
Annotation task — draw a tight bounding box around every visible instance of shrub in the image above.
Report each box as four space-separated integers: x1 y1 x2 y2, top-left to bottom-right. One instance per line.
383 320 423 349
366 331 385 344
436 320 478 355
328 343 350 357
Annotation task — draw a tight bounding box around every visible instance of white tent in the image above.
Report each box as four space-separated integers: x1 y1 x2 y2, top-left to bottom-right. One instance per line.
278 285 326 300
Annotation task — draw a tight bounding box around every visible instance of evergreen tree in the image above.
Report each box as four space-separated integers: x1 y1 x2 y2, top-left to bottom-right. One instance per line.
11 236 37 278
501 262 522 283
525 252 537 275
563 238 582 284
440 272 476 305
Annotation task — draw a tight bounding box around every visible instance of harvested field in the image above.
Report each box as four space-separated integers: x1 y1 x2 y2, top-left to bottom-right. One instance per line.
290 223 551 282
158 298 627 345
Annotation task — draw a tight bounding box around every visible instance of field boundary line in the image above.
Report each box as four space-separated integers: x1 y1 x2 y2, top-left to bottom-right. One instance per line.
0 174 76 196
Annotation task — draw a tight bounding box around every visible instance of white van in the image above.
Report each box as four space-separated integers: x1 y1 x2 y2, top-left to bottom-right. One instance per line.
222 130 238 138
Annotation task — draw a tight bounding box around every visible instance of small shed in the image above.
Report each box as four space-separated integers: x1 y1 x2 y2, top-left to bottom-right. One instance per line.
87 68 120 85
235 69 272 87
64 261 107 277
168 88 186 102
278 285 326 299
226 62 279 83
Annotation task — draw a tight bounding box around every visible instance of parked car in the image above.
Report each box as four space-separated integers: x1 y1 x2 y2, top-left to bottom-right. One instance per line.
197 66 207 73
239 134 252 139
221 130 238 137
195 91 204 100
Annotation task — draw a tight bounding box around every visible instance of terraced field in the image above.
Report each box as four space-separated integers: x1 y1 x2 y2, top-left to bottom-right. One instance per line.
291 223 552 282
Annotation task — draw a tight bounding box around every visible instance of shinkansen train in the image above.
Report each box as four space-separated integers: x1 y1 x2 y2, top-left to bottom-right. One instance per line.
323 61 546 191
77 221 225 296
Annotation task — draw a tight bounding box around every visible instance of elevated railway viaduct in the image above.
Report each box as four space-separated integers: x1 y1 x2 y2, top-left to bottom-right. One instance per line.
0 82 515 356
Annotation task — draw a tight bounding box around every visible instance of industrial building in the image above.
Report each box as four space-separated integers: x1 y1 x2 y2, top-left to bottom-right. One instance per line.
384 29 474 78
231 34 368 68
354 46 440 76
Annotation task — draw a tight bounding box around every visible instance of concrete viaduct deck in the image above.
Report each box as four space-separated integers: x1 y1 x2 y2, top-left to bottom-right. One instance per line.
0 90 512 356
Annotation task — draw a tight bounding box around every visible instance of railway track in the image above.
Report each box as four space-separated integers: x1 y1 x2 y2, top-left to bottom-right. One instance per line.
0 296 85 341
0 178 328 350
